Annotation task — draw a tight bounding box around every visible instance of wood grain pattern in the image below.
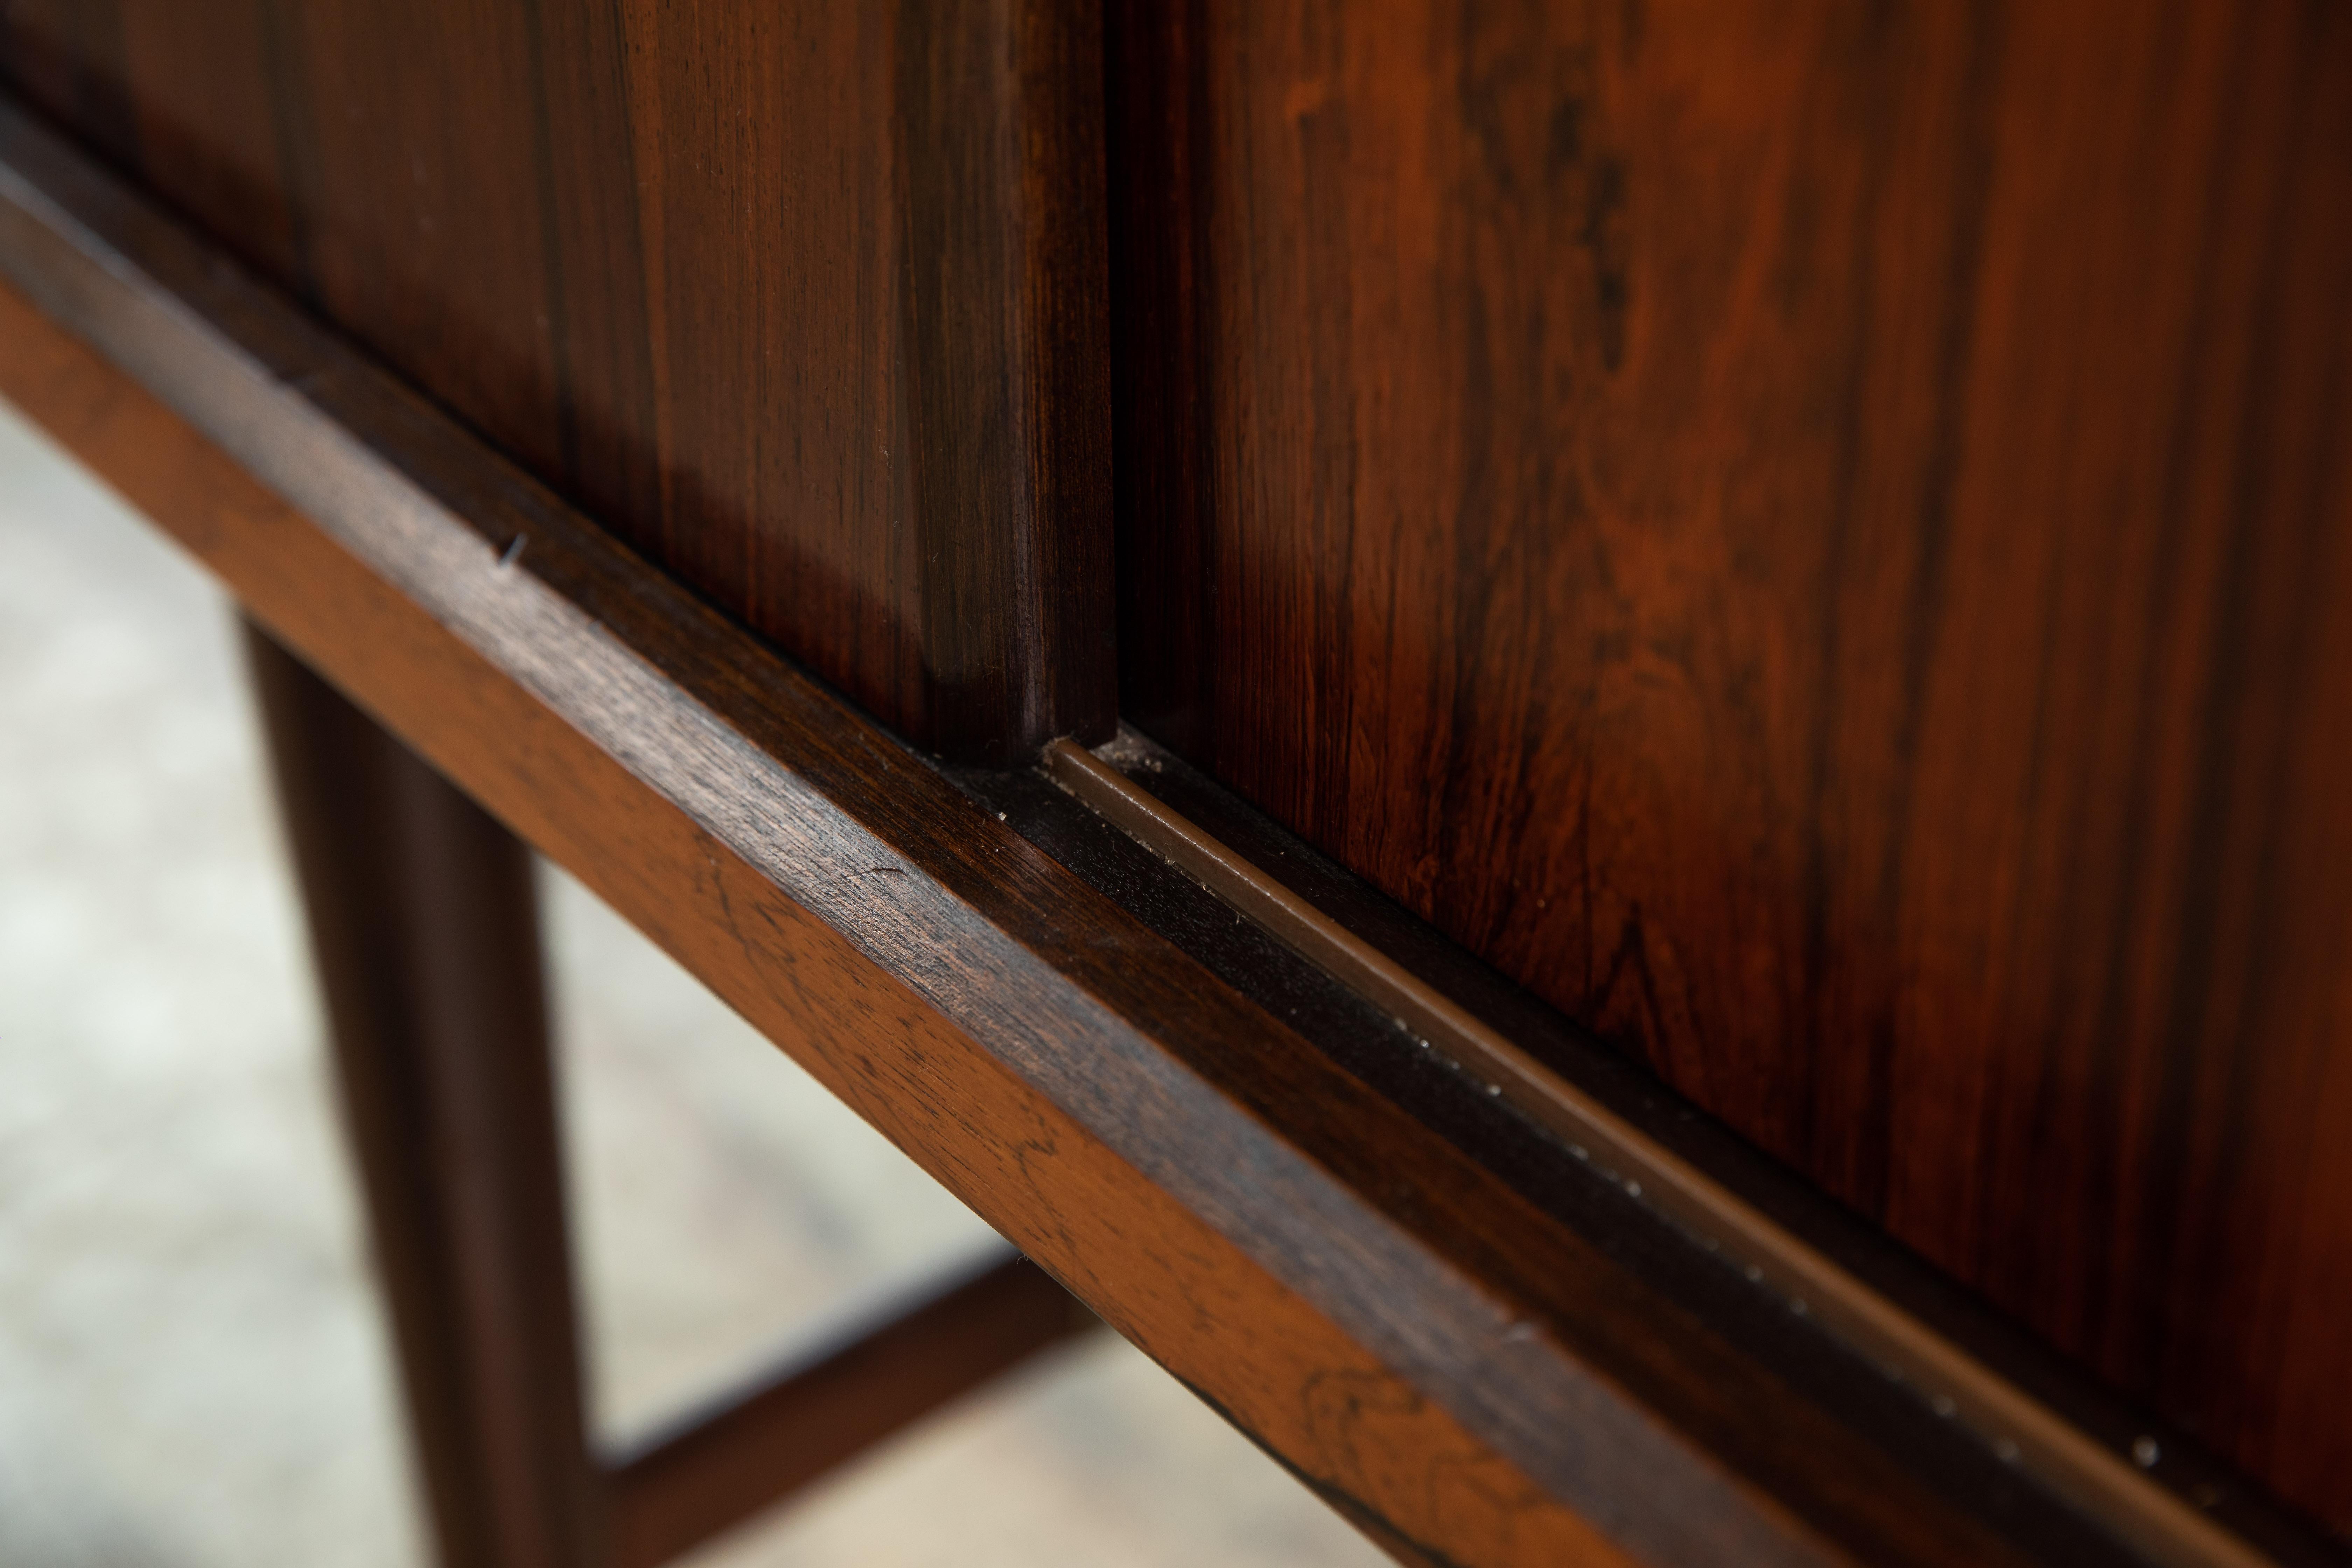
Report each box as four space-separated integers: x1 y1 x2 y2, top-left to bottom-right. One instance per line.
1 120 2255 1562
1108 0 2352 1536
0 0 1113 762
14 74 2352 1568
0 281 1659 1568
0 172 1703 1566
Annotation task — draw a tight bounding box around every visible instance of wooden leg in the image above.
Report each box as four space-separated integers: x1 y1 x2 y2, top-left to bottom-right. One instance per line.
244 620 604 1568
245 619 1096 1566
605 1251 1096 1568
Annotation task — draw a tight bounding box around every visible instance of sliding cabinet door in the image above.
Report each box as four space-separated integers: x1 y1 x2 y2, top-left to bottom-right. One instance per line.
1108 0 2352 1531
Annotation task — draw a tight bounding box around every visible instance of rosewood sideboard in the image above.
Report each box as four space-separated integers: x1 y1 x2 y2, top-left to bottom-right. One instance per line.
2 3 2347 1565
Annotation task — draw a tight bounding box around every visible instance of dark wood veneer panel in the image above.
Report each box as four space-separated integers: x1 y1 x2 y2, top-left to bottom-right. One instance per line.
0 0 1113 762
13 94 2352 1561
1108 0 2352 1534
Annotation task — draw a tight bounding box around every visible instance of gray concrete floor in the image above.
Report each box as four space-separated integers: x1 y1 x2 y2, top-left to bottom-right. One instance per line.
0 397 1385 1568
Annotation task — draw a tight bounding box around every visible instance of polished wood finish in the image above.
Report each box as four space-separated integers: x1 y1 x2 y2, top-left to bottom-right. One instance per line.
246 621 603 1568
0 0 1114 762
608 1253 1094 1568
1107 0 2352 1533
246 609 1100 1568
248 611 1100 1568
0 131 1639 1566
0 128 2079 1561
5 115 2289 1566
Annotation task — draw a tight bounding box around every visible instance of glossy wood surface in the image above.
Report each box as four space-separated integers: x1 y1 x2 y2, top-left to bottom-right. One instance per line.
0 276 1625 1568
0 0 1114 762
1108 0 2352 1534
252 618 1099 1568
9 115 2276 1559
7 0 2351 1549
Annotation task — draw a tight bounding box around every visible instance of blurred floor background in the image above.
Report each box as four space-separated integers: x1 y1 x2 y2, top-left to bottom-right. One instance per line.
0 396 1384 1568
